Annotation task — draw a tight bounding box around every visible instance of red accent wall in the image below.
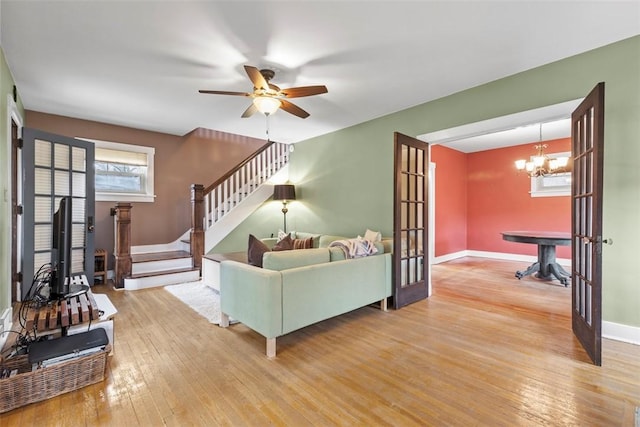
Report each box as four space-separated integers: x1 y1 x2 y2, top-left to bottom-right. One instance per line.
433 138 571 259
431 145 467 256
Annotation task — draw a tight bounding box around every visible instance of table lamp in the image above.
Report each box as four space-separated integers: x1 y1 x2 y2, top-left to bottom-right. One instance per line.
273 184 296 232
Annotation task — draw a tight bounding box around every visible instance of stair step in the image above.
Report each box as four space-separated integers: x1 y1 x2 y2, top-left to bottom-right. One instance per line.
128 266 199 279
124 267 200 291
131 250 191 263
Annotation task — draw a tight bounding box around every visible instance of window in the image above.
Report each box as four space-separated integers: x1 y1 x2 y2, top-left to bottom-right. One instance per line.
81 138 155 202
530 151 571 198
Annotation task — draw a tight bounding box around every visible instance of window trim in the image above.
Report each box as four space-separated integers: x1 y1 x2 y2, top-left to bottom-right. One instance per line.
79 138 156 202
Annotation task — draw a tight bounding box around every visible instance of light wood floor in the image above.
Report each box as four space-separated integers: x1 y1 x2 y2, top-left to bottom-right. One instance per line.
2 257 639 426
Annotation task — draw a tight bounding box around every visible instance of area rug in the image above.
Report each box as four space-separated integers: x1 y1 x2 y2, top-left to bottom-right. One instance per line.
164 280 224 325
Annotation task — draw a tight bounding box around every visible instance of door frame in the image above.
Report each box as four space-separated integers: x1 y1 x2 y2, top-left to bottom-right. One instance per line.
6 94 23 303
418 97 606 365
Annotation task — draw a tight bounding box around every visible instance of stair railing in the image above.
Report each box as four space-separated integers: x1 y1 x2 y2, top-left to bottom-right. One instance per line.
190 141 290 268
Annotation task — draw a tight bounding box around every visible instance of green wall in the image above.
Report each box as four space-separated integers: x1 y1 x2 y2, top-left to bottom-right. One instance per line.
0 46 24 315
214 36 640 328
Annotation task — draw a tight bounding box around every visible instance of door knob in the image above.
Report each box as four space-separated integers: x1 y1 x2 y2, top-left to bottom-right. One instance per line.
581 236 613 246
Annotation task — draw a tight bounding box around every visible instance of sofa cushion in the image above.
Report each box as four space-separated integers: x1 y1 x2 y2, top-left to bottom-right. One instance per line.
329 247 347 262
248 234 270 267
262 248 330 271
318 235 349 248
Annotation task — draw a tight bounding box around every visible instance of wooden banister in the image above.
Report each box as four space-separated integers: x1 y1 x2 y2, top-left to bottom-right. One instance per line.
204 140 274 195
191 140 289 261
112 202 132 289
190 184 204 270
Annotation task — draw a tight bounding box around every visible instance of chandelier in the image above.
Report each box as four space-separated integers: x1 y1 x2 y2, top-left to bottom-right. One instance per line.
514 125 570 177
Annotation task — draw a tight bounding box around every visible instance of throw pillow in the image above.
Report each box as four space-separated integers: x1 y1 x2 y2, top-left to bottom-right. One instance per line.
364 228 382 242
293 237 313 249
273 234 294 251
247 234 270 267
277 229 297 241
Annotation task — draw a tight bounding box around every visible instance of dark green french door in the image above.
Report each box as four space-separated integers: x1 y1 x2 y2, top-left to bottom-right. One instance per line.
21 129 95 299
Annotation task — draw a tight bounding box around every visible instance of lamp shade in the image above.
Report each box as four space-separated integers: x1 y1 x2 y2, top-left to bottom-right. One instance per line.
253 96 281 115
273 184 296 201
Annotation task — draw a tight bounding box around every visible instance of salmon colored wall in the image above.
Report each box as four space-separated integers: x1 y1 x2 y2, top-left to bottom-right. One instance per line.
467 138 571 258
25 111 266 268
433 138 571 259
431 145 467 256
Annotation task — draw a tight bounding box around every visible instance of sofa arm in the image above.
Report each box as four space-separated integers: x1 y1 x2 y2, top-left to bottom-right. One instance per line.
220 261 283 339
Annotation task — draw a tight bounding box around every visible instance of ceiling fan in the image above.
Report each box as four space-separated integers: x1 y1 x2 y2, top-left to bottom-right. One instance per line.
199 65 328 119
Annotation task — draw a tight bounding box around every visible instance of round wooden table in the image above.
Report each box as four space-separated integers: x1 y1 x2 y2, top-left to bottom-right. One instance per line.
501 231 571 286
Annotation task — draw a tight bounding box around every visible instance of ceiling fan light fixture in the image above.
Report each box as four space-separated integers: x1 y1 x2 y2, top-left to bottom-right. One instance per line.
253 96 281 115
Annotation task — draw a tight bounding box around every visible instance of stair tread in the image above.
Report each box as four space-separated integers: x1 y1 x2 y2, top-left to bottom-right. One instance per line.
128 267 199 279
132 250 191 263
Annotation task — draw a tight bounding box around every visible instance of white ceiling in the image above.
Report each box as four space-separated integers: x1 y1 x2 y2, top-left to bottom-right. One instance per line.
1 1 638 145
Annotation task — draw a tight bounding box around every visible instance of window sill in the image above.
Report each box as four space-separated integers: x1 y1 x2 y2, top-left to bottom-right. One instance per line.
96 193 156 203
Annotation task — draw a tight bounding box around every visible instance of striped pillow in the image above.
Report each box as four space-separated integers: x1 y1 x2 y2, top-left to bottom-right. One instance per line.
293 237 313 250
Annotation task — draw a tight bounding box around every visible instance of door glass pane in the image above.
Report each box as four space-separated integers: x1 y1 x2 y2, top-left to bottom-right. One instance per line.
72 198 85 223
72 146 86 172
72 172 86 197
34 224 52 251
35 168 51 195
34 197 51 222
400 259 407 287
35 139 51 167
54 143 70 170
401 203 407 229
72 223 85 248
71 249 84 273
34 252 51 271
54 170 70 196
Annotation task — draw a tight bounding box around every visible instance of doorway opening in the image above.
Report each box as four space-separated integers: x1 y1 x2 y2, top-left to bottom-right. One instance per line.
418 99 581 310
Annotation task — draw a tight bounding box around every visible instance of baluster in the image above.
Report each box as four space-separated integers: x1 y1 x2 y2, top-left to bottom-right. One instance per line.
259 152 265 185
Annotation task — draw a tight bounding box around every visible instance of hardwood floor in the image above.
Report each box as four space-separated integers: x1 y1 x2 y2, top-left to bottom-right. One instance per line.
2 257 639 426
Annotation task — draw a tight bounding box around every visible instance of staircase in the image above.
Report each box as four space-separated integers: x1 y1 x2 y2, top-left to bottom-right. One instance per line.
117 141 290 290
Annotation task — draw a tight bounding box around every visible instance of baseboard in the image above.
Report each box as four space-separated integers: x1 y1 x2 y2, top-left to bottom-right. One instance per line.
434 250 570 267
603 321 640 346
0 307 13 352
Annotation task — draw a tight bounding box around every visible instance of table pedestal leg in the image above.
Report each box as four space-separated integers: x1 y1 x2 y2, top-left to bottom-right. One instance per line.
515 244 571 286
515 262 540 279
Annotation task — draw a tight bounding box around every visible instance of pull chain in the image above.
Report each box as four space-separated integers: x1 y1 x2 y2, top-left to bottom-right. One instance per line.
265 113 271 142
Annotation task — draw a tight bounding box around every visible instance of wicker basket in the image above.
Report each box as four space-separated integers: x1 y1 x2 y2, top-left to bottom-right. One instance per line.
0 345 110 414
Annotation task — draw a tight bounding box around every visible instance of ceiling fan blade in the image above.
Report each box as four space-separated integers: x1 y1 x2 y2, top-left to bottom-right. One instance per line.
241 103 258 118
198 90 251 96
244 65 269 91
280 85 328 98
280 99 310 118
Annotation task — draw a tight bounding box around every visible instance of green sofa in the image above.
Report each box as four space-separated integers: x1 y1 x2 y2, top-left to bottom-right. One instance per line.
219 235 392 357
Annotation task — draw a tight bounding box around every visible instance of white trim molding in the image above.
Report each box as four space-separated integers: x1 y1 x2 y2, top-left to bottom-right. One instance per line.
603 321 640 346
434 250 570 267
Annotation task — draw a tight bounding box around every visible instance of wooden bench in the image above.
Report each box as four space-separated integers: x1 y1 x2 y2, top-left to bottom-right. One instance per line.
26 291 101 334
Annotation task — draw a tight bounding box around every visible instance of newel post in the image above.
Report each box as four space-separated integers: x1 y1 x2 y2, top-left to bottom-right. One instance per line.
190 184 205 272
112 202 132 289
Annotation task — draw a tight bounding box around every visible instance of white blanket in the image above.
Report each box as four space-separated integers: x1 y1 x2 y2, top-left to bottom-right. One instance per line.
329 237 378 259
